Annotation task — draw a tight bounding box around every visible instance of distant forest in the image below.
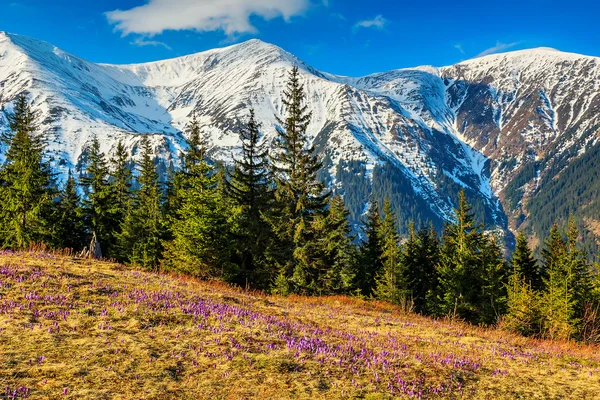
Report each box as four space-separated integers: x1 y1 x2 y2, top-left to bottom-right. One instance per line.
1 67 599 342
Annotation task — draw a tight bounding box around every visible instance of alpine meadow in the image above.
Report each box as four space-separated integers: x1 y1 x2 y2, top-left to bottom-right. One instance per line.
1 2 600 398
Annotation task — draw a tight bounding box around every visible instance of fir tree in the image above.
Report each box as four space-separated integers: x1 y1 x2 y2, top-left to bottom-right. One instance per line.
0 94 54 249
374 199 404 305
53 172 85 250
80 136 116 256
118 138 164 269
512 231 542 290
268 66 329 292
357 197 384 297
226 109 273 288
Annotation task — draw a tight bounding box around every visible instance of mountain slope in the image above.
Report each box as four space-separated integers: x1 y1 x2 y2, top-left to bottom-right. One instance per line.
1 32 599 243
2 251 600 399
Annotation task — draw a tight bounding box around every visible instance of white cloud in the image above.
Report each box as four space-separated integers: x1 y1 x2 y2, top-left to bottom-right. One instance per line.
130 37 172 50
106 0 310 37
477 41 521 57
453 43 465 54
354 15 388 31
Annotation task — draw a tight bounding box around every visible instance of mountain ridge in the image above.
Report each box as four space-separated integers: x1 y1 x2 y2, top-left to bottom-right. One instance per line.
1 31 599 248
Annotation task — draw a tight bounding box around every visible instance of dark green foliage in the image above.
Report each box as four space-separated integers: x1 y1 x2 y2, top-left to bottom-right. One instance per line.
335 160 370 222
524 141 600 259
268 65 330 293
480 233 509 323
79 136 117 256
162 120 235 280
371 163 442 234
294 195 357 295
512 231 543 290
52 172 86 250
226 109 273 288
402 223 440 314
0 94 54 249
110 140 133 225
436 190 485 322
373 199 405 305
356 197 384 297
503 161 541 211
117 138 165 269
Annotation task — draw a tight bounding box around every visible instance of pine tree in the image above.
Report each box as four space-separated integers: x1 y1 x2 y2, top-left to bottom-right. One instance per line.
53 172 86 250
268 66 330 292
80 136 116 256
226 109 273 288
162 120 235 279
374 199 404 305
436 190 484 322
512 231 542 290
357 197 384 297
118 138 164 269
0 94 54 249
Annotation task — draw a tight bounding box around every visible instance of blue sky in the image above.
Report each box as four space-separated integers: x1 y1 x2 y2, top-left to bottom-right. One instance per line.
1 0 598 76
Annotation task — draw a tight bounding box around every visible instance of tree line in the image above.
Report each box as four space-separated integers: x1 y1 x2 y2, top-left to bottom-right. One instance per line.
1 67 599 342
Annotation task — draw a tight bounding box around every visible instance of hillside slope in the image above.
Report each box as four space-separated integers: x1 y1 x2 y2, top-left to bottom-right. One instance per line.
1 252 599 399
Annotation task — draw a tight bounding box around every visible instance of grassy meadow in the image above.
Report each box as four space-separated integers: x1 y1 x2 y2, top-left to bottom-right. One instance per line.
1 251 599 399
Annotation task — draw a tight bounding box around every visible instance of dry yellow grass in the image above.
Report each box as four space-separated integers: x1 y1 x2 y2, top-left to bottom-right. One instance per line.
1 251 599 399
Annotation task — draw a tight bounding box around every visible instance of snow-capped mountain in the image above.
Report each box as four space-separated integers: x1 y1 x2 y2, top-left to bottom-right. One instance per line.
1 32 599 243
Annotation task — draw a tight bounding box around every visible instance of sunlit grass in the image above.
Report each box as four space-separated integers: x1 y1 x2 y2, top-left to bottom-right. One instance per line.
1 251 599 399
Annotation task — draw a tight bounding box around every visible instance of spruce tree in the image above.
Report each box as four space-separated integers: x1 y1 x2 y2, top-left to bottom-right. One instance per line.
480 233 509 324
294 195 356 294
540 224 565 282
403 223 440 314
321 195 357 294
118 138 164 269
539 224 575 340
374 199 404 305
0 94 54 249
80 136 116 256
565 219 593 316
163 121 235 279
357 197 384 297
436 190 484 322
226 109 273 288
512 231 542 290
504 269 540 336
53 172 86 250
110 140 133 225
268 66 329 292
